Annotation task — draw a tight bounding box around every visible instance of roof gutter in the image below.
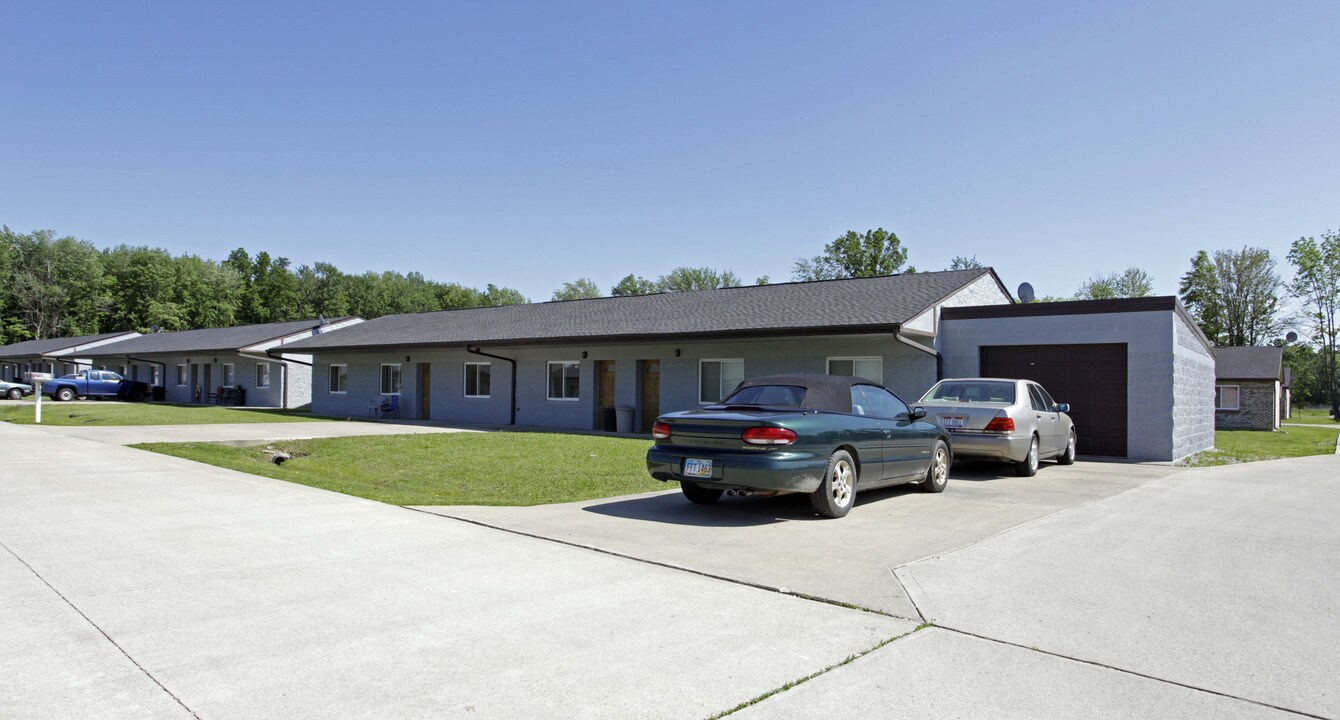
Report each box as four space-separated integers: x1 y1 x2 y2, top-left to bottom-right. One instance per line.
261 349 313 367
895 330 937 356
467 346 516 426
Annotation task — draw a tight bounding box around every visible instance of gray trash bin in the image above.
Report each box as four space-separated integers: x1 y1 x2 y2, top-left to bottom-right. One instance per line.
615 406 634 434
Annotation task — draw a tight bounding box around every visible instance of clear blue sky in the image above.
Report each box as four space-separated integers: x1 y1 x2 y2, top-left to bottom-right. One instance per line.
2 1 1337 303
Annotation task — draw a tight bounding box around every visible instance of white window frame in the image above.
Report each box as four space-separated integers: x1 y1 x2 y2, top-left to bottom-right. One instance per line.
464 362 491 399
1215 384 1240 411
826 356 884 383
222 363 236 386
176 364 188 387
699 358 745 404
546 361 581 401
256 363 270 388
380 363 402 396
151 365 161 385
329 364 348 394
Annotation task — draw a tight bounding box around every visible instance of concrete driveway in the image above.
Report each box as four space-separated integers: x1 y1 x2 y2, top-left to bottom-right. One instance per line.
415 460 1180 619
0 422 911 719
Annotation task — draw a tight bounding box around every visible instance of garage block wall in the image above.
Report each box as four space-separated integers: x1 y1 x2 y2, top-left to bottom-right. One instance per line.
1172 315 1217 457
939 308 1212 462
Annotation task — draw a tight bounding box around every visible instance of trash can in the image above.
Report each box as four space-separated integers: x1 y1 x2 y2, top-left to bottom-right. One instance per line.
615 406 634 434
600 406 617 432
151 385 166 402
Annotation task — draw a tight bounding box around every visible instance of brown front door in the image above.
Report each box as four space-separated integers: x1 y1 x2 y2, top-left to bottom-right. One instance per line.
639 360 660 433
596 360 616 430
419 363 431 420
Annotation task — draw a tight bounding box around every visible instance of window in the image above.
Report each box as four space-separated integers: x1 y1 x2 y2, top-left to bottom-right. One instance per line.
1027 384 1049 412
464 362 491 398
699 359 744 404
851 385 910 418
380 363 402 395
151 366 161 385
547 361 580 400
827 357 883 383
176 365 187 386
256 363 270 388
329 364 348 393
1215 385 1240 410
222 363 236 386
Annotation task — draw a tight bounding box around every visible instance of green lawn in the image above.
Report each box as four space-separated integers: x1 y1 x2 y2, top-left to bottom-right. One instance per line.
1180 426 1339 467
1283 407 1340 425
0 403 333 426
134 432 665 506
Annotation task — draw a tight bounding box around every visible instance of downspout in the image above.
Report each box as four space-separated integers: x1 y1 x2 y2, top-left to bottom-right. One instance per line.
895 329 941 382
467 346 517 426
126 356 168 379
250 351 311 410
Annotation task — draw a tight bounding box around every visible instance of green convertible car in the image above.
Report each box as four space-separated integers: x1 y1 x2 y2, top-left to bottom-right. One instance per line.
646 374 952 518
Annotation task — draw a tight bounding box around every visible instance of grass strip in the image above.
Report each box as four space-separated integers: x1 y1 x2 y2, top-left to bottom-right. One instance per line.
135 431 663 506
1180 427 1339 467
0 403 332 426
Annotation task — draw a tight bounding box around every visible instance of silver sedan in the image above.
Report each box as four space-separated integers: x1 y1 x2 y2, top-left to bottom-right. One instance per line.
0 380 34 400
913 378 1077 476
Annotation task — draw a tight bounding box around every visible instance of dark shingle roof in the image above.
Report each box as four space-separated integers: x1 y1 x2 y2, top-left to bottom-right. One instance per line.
1215 346 1283 381
88 318 348 356
282 269 1001 352
0 332 141 360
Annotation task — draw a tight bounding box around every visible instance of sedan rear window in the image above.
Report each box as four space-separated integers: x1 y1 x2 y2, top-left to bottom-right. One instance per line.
720 385 807 407
921 381 1016 404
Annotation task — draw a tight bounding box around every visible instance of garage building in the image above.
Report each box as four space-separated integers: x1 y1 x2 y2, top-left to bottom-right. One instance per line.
938 297 1215 462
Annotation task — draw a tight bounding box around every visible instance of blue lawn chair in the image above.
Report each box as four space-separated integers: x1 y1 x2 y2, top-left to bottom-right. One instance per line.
380 395 400 419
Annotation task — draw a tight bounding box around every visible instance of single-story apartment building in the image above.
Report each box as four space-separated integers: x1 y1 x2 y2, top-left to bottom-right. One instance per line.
280 269 1012 431
0 332 142 383
87 317 363 408
1212 345 1285 430
938 297 1217 462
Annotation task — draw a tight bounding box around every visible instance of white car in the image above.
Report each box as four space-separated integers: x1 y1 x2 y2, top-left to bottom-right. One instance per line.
915 378 1077 476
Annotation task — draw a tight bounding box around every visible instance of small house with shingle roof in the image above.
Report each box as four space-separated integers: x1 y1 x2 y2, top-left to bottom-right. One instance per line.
0 332 142 383
279 269 1012 431
1213 345 1285 430
87 317 363 408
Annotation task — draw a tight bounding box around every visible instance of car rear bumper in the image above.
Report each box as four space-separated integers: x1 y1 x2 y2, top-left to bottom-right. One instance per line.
646 446 830 494
944 432 1033 462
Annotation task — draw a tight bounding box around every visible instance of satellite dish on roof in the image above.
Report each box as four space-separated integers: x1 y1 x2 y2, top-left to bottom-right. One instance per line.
1286 331 1299 343
150 325 161 333
1017 282 1035 303
318 314 326 325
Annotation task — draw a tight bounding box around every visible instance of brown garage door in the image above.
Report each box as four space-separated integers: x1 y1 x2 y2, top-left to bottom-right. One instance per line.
980 344 1127 457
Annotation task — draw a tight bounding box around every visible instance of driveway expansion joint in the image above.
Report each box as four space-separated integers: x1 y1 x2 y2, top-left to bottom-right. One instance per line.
0 540 203 720
402 506 923 623
936 625 1331 720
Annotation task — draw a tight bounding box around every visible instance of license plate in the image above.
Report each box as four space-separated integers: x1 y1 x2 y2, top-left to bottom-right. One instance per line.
683 458 713 478
941 416 966 429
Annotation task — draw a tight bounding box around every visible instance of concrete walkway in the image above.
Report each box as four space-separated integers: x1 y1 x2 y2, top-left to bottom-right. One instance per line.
0 422 911 719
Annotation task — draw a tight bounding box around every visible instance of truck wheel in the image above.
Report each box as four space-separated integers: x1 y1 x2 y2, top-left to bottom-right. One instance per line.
55 387 76 402
129 388 145 402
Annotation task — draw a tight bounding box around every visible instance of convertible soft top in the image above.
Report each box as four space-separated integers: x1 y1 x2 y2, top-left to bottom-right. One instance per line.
729 374 884 414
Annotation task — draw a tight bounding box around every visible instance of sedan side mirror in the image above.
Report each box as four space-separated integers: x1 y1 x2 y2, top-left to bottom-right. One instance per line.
1054 403 1070 413
910 406 927 420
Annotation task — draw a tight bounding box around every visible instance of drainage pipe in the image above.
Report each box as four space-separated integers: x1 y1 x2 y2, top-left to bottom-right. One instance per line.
466 346 517 426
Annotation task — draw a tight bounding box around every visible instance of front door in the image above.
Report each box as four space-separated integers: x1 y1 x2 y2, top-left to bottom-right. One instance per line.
596 360 616 430
419 363 432 420
201 365 212 403
639 360 660 433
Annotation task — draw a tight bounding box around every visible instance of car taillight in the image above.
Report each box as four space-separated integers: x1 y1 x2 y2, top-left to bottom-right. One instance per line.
741 426 797 445
652 421 672 440
983 415 1015 433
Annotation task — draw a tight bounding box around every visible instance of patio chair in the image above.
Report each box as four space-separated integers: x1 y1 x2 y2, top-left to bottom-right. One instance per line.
380 395 400 419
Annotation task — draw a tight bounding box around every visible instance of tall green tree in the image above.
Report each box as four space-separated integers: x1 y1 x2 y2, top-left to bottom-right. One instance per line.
1287 231 1340 417
611 274 657 296
793 228 912 281
947 255 984 270
7 229 107 338
1178 250 1224 342
552 278 601 301
1074 267 1153 300
1214 247 1282 347
655 266 741 292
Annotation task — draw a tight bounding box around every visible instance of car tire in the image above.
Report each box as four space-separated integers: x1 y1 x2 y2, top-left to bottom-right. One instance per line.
810 449 857 518
128 388 145 402
55 387 76 402
680 481 723 505
1057 430 1077 465
5 388 21 400
920 440 950 493
1014 435 1039 477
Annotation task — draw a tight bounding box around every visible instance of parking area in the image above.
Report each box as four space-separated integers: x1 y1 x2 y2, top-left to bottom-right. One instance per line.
415 459 1180 618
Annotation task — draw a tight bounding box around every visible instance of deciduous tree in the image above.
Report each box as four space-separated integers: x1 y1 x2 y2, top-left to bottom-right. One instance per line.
1288 231 1340 417
552 278 601 301
793 228 911 281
